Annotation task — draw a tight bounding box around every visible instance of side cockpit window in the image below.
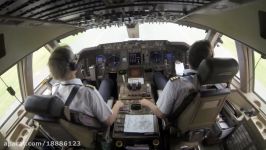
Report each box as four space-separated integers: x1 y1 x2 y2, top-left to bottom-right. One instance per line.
254 51 266 102
32 47 50 89
0 65 22 125
213 35 266 103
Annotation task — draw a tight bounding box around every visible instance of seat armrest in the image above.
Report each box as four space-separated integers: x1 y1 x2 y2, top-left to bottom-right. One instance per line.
33 115 58 122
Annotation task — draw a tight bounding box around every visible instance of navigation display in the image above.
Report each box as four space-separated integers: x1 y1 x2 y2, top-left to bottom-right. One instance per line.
129 53 141 65
106 55 120 67
150 51 163 64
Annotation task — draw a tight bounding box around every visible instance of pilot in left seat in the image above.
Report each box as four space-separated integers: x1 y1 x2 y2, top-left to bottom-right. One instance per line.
48 45 124 126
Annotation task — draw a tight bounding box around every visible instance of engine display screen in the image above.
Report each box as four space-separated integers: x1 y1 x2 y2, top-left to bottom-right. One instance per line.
128 53 141 65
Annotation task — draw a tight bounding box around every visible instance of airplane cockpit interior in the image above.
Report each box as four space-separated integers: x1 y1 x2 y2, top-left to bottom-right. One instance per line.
0 0 266 150
77 40 187 90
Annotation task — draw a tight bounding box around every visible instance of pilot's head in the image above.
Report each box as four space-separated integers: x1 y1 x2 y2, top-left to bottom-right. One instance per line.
48 45 77 81
188 40 213 70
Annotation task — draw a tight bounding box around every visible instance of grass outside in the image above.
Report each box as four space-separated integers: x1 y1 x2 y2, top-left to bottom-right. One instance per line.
254 52 266 95
0 65 21 118
32 47 50 74
32 47 50 88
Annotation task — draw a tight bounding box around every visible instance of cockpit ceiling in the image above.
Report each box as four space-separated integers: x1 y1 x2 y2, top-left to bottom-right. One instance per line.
0 0 243 28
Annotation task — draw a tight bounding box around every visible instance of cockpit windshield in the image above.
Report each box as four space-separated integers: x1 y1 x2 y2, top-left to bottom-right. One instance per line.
59 23 206 53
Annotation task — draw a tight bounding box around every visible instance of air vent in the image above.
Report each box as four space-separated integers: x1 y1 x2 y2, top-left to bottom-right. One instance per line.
0 19 23 25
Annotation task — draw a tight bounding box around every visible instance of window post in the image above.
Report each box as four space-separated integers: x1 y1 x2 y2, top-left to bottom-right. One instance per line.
17 54 34 99
235 41 254 93
205 30 221 48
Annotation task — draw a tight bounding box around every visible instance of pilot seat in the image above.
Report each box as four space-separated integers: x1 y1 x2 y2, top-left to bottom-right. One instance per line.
165 58 239 149
24 94 111 149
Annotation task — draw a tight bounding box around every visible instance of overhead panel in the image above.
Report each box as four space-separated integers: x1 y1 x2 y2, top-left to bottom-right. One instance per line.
0 0 215 28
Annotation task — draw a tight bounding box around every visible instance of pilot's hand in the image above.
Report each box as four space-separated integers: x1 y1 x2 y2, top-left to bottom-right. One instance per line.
115 100 124 108
139 99 152 107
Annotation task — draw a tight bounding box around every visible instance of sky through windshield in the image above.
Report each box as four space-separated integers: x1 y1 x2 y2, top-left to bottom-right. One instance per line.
60 23 207 53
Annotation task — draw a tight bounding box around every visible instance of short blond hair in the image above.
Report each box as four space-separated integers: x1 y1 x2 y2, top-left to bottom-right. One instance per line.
48 45 75 80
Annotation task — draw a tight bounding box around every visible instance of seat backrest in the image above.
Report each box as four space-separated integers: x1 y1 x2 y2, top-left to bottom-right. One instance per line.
24 95 97 149
177 58 238 133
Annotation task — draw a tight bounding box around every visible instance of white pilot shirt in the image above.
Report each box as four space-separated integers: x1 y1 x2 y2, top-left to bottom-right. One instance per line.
52 78 112 123
156 69 198 116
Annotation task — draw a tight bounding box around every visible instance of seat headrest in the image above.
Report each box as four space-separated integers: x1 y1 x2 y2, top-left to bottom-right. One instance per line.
24 95 64 118
197 58 239 85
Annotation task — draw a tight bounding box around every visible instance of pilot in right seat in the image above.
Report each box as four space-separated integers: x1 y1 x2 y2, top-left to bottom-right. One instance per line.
48 45 124 126
140 40 213 119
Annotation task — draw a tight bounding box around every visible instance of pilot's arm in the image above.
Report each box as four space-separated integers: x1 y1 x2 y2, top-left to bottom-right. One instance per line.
105 100 124 126
140 99 165 119
140 79 178 119
89 88 124 126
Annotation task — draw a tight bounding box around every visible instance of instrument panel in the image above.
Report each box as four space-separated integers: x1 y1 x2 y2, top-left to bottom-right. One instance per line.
106 54 120 67
77 40 189 80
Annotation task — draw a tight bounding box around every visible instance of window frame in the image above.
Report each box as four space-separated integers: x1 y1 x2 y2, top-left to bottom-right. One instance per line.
209 32 266 114
0 64 23 128
253 50 266 104
254 92 266 105
0 52 36 128
0 45 52 131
